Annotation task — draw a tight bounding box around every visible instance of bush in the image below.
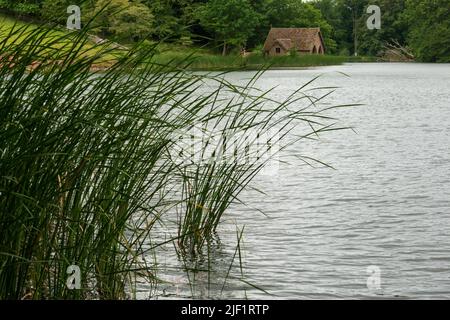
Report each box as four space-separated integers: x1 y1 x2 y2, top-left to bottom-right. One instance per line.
289 47 298 57
41 0 83 24
338 48 350 56
252 44 264 57
0 0 40 16
89 0 154 42
0 0 11 10
14 3 40 15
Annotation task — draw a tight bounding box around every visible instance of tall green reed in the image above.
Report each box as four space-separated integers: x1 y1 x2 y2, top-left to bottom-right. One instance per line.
0 19 349 299
0 22 226 299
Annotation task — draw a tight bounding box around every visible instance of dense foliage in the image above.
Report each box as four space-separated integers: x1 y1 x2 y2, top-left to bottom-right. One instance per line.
0 0 449 60
403 0 450 62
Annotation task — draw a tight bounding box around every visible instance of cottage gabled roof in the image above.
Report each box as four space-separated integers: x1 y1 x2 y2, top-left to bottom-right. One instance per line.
273 38 294 51
264 28 325 52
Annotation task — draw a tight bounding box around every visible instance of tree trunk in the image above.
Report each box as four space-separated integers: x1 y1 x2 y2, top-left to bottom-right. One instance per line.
222 42 227 56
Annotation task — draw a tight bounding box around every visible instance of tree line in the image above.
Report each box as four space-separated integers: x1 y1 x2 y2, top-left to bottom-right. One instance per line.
0 0 449 61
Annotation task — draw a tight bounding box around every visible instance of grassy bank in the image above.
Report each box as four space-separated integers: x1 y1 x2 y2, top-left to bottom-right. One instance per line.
0 14 121 68
151 46 374 71
0 14 27 29
156 53 349 71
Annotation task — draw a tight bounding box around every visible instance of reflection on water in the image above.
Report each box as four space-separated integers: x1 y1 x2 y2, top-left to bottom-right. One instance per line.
143 63 450 299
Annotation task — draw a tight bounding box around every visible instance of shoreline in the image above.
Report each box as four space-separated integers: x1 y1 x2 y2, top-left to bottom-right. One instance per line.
148 53 379 72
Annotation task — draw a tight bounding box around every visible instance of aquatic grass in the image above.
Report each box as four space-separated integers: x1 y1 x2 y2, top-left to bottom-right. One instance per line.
0 17 351 299
0 22 226 299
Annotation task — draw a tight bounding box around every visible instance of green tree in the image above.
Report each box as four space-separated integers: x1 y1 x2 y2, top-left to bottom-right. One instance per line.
404 0 450 62
313 0 369 55
41 0 79 23
312 0 343 53
0 0 42 16
196 0 260 55
90 0 154 42
145 0 183 40
355 0 408 56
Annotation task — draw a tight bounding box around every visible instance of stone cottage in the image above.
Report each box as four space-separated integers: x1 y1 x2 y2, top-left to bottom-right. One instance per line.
263 27 326 56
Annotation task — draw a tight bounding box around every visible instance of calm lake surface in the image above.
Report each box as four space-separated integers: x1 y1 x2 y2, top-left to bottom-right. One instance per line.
149 63 450 299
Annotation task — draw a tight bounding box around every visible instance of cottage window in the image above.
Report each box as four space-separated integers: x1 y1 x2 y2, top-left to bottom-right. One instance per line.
275 47 281 54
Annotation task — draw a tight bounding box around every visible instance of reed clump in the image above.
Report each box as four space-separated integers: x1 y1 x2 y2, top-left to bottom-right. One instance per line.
0 21 347 299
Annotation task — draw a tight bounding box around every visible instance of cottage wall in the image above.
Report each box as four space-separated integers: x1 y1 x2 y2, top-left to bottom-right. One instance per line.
311 36 325 54
268 46 287 56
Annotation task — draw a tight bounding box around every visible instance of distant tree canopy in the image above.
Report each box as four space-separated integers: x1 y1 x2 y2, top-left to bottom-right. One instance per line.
357 0 409 56
89 0 154 41
0 0 449 61
403 0 450 62
196 0 260 55
311 0 449 61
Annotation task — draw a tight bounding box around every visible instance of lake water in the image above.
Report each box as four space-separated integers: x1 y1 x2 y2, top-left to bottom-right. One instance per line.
149 63 450 300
